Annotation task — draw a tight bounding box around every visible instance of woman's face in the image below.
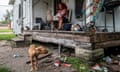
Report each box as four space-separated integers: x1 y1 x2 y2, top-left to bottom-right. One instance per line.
58 4 62 9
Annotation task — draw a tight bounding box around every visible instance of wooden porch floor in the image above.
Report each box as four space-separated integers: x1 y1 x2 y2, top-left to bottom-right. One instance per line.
23 30 120 60
23 30 120 49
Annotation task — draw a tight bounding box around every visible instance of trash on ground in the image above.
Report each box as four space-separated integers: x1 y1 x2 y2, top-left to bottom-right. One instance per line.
13 54 23 58
103 56 112 64
60 55 67 63
63 63 72 67
54 61 61 67
91 64 102 71
102 67 108 72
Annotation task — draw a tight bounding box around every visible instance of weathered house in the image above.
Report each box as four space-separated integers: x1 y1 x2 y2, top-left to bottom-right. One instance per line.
9 0 120 34
9 0 120 61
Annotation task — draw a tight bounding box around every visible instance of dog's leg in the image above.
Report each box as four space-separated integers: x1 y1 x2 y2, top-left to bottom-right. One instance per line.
30 56 34 72
34 56 38 71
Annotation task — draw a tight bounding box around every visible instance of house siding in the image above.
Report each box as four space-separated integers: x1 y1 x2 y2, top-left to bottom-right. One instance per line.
115 6 120 32
12 0 21 34
95 6 120 32
33 1 47 23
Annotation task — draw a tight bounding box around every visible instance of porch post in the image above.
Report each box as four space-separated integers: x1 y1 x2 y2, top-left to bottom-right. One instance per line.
28 0 33 30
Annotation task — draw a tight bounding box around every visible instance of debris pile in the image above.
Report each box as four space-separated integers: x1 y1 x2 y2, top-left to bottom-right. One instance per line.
91 55 120 72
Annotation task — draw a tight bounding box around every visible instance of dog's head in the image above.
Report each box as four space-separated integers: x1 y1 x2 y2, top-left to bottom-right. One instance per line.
30 44 35 48
36 46 48 54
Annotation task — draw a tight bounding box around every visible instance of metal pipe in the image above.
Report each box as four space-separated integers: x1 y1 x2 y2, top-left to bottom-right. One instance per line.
112 8 115 32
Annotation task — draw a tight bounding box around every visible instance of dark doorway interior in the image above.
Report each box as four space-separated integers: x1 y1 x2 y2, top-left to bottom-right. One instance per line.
54 0 62 15
75 0 84 18
104 46 120 56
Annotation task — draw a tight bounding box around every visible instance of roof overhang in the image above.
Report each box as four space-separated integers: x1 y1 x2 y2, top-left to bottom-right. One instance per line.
9 0 15 5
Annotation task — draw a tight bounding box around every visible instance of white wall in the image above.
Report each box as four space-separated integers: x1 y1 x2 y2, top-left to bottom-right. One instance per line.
95 6 120 32
12 0 33 34
23 0 33 30
115 6 120 32
12 0 21 34
33 0 48 24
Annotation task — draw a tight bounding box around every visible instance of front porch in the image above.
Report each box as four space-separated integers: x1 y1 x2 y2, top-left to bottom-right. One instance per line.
23 30 120 61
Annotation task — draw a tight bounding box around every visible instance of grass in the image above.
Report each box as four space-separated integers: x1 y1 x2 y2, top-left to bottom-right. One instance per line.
0 66 10 72
0 29 16 40
66 57 89 72
0 29 12 32
0 34 16 40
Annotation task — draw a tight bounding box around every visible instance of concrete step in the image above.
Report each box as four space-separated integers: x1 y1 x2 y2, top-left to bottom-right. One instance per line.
18 35 24 39
11 37 25 48
12 37 24 42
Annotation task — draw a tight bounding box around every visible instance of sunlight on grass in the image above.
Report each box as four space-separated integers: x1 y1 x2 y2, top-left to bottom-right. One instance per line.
0 34 16 40
0 29 12 32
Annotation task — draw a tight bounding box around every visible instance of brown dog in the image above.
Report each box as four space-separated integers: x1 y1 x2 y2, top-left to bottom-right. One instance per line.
28 44 48 71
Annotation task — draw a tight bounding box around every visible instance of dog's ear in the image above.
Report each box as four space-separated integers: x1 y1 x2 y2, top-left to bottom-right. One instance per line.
30 44 35 48
36 47 41 50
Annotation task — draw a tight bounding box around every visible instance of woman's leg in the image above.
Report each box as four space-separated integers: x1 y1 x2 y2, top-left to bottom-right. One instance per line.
58 17 63 29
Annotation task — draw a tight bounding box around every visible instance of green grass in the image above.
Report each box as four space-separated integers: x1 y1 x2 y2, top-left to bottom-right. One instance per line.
66 57 89 72
0 66 10 72
0 34 16 40
0 29 12 32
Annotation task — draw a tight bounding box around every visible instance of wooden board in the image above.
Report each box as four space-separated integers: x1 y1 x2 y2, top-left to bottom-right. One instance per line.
91 32 120 43
26 52 52 64
24 30 120 48
94 40 120 49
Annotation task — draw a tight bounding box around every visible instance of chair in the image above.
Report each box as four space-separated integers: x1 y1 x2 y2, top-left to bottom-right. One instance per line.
46 9 72 30
67 9 72 23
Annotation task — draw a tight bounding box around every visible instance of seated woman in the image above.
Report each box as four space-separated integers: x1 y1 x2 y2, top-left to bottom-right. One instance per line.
55 2 68 30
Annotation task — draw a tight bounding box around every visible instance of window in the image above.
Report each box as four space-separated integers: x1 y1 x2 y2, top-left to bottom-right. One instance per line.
75 0 84 18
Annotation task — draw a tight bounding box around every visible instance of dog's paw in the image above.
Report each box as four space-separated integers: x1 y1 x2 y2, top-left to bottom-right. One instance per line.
35 67 38 71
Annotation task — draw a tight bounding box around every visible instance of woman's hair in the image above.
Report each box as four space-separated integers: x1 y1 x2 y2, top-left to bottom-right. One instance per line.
57 2 67 10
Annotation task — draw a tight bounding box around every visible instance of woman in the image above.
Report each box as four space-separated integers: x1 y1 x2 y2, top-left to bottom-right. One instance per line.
56 2 68 30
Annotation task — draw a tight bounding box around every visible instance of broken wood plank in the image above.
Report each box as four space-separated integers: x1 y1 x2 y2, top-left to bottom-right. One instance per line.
26 52 52 64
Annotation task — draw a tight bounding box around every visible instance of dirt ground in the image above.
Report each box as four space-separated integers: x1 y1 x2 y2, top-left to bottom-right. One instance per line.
0 40 76 72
